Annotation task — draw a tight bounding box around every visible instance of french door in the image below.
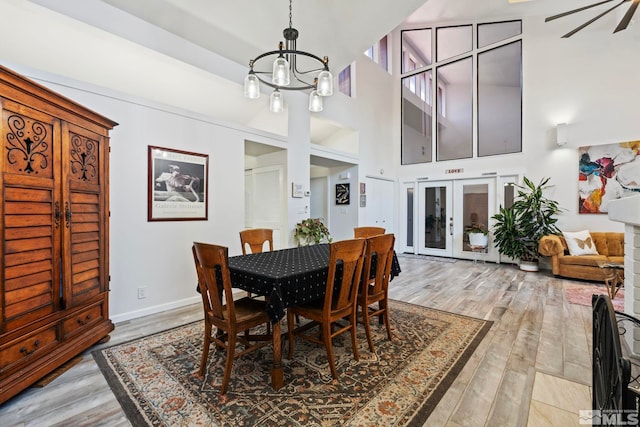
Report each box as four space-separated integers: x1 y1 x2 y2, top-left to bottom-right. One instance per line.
413 178 498 262
452 178 497 262
417 181 453 257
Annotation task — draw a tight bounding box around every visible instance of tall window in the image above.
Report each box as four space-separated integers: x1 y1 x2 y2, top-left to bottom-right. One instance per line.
338 64 352 97
401 21 522 165
364 35 390 72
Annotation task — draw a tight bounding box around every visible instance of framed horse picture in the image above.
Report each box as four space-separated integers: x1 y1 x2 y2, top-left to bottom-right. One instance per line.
148 146 209 221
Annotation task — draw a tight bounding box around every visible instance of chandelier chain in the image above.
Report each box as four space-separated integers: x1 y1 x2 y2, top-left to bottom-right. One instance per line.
289 0 293 29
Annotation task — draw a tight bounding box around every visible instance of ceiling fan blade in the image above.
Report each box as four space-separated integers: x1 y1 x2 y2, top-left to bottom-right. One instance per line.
545 0 614 22
562 0 628 37
614 0 640 32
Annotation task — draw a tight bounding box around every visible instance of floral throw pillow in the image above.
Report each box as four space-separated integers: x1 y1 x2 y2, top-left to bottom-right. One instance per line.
562 230 599 256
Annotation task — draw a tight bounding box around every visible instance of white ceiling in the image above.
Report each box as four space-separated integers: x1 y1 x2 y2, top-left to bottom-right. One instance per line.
19 0 637 144
92 0 621 70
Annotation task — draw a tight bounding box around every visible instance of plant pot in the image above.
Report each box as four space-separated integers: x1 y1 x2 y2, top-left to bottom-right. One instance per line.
519 260 539 272
468 232 488 247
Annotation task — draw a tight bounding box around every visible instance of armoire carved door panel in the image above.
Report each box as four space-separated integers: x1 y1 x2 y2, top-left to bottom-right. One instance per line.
1 101 62 332
61 122 107 307
0 64 116 404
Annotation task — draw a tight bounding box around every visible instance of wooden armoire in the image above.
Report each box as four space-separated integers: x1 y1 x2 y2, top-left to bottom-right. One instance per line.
0 65 117 403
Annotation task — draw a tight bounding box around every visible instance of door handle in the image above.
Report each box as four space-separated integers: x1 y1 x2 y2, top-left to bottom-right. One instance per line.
65 202 72 228
54 202 61 229
449 217 453 236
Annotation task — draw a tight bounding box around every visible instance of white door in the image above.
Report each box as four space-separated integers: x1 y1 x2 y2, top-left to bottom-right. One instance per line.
363 177 394 233
310 177 329 223
452 178 497 262
247 165 284 248
417 181 453 256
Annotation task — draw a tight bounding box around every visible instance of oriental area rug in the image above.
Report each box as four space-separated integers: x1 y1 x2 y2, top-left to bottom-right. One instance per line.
93 300 492 426
564 282 624 311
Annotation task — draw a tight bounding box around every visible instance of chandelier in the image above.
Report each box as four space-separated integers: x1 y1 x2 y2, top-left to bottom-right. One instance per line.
243 0 333 113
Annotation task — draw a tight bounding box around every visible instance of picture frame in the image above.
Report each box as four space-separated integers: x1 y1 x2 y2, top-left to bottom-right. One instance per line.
148 145 209 221
336 183 350 205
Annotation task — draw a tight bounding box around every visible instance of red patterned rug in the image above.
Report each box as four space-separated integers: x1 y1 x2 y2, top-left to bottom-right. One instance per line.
564 283 624 311
93 300 492 426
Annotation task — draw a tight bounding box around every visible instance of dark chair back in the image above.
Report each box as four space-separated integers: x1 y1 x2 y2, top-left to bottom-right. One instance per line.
193 242 236 326
363 233 395 301
325 238 366 316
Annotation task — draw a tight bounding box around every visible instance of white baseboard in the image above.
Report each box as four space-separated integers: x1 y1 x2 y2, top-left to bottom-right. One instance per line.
111 295 201 324
110 290 248 324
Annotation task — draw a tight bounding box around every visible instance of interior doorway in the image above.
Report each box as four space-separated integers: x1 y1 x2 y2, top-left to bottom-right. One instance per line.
244 166 284 248
244 141 287 248
310 177 329 222
309 155 358 242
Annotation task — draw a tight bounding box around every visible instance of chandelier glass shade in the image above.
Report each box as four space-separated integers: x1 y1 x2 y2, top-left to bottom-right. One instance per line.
243 0 333 112
269 89 284 113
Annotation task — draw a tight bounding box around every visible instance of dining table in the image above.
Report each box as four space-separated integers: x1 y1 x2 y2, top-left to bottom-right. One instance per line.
227 242 401 390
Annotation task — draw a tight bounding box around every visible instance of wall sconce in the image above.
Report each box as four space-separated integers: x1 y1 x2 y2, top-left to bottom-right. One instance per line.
556 123 568 146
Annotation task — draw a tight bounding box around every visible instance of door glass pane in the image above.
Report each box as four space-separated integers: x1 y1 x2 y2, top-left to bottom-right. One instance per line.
436 57 473 161
478 21 522 48
478 41 522 157
504 183 515 208
436 25 472 62
402 69 433 164
424 186 446 250
462 184 489 251
402 28 432 73
406 187 414 247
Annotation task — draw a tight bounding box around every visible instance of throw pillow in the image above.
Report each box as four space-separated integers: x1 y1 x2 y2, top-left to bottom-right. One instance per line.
563 230 599 256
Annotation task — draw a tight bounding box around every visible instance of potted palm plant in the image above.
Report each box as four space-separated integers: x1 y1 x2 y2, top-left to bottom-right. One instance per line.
491 177 562 271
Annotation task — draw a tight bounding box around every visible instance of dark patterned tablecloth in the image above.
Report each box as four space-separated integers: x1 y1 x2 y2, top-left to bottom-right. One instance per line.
228 243 401 323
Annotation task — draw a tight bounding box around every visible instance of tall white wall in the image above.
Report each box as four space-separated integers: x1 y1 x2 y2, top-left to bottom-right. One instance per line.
392 15 639 234
522 16 638 231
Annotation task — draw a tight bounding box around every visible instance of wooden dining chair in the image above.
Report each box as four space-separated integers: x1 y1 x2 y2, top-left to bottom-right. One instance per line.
357 233 395 353
239 228 273 298
192 242 272 394
354 226 385 239
287 238 366 380
239 228 273 255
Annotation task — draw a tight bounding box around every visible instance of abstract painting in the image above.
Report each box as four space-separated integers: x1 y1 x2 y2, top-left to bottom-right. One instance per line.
578 141 640 213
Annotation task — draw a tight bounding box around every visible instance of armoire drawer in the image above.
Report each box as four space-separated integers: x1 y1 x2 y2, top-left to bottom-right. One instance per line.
62 303 104 338
0 326 58 373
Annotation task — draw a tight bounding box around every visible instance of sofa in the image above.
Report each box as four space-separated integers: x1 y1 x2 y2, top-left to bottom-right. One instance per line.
538 232 624 282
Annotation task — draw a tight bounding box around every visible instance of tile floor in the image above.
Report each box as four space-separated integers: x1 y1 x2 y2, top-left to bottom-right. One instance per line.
527 372 591 426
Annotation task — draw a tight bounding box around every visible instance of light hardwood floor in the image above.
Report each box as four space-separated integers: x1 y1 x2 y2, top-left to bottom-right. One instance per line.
0 255 593 426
